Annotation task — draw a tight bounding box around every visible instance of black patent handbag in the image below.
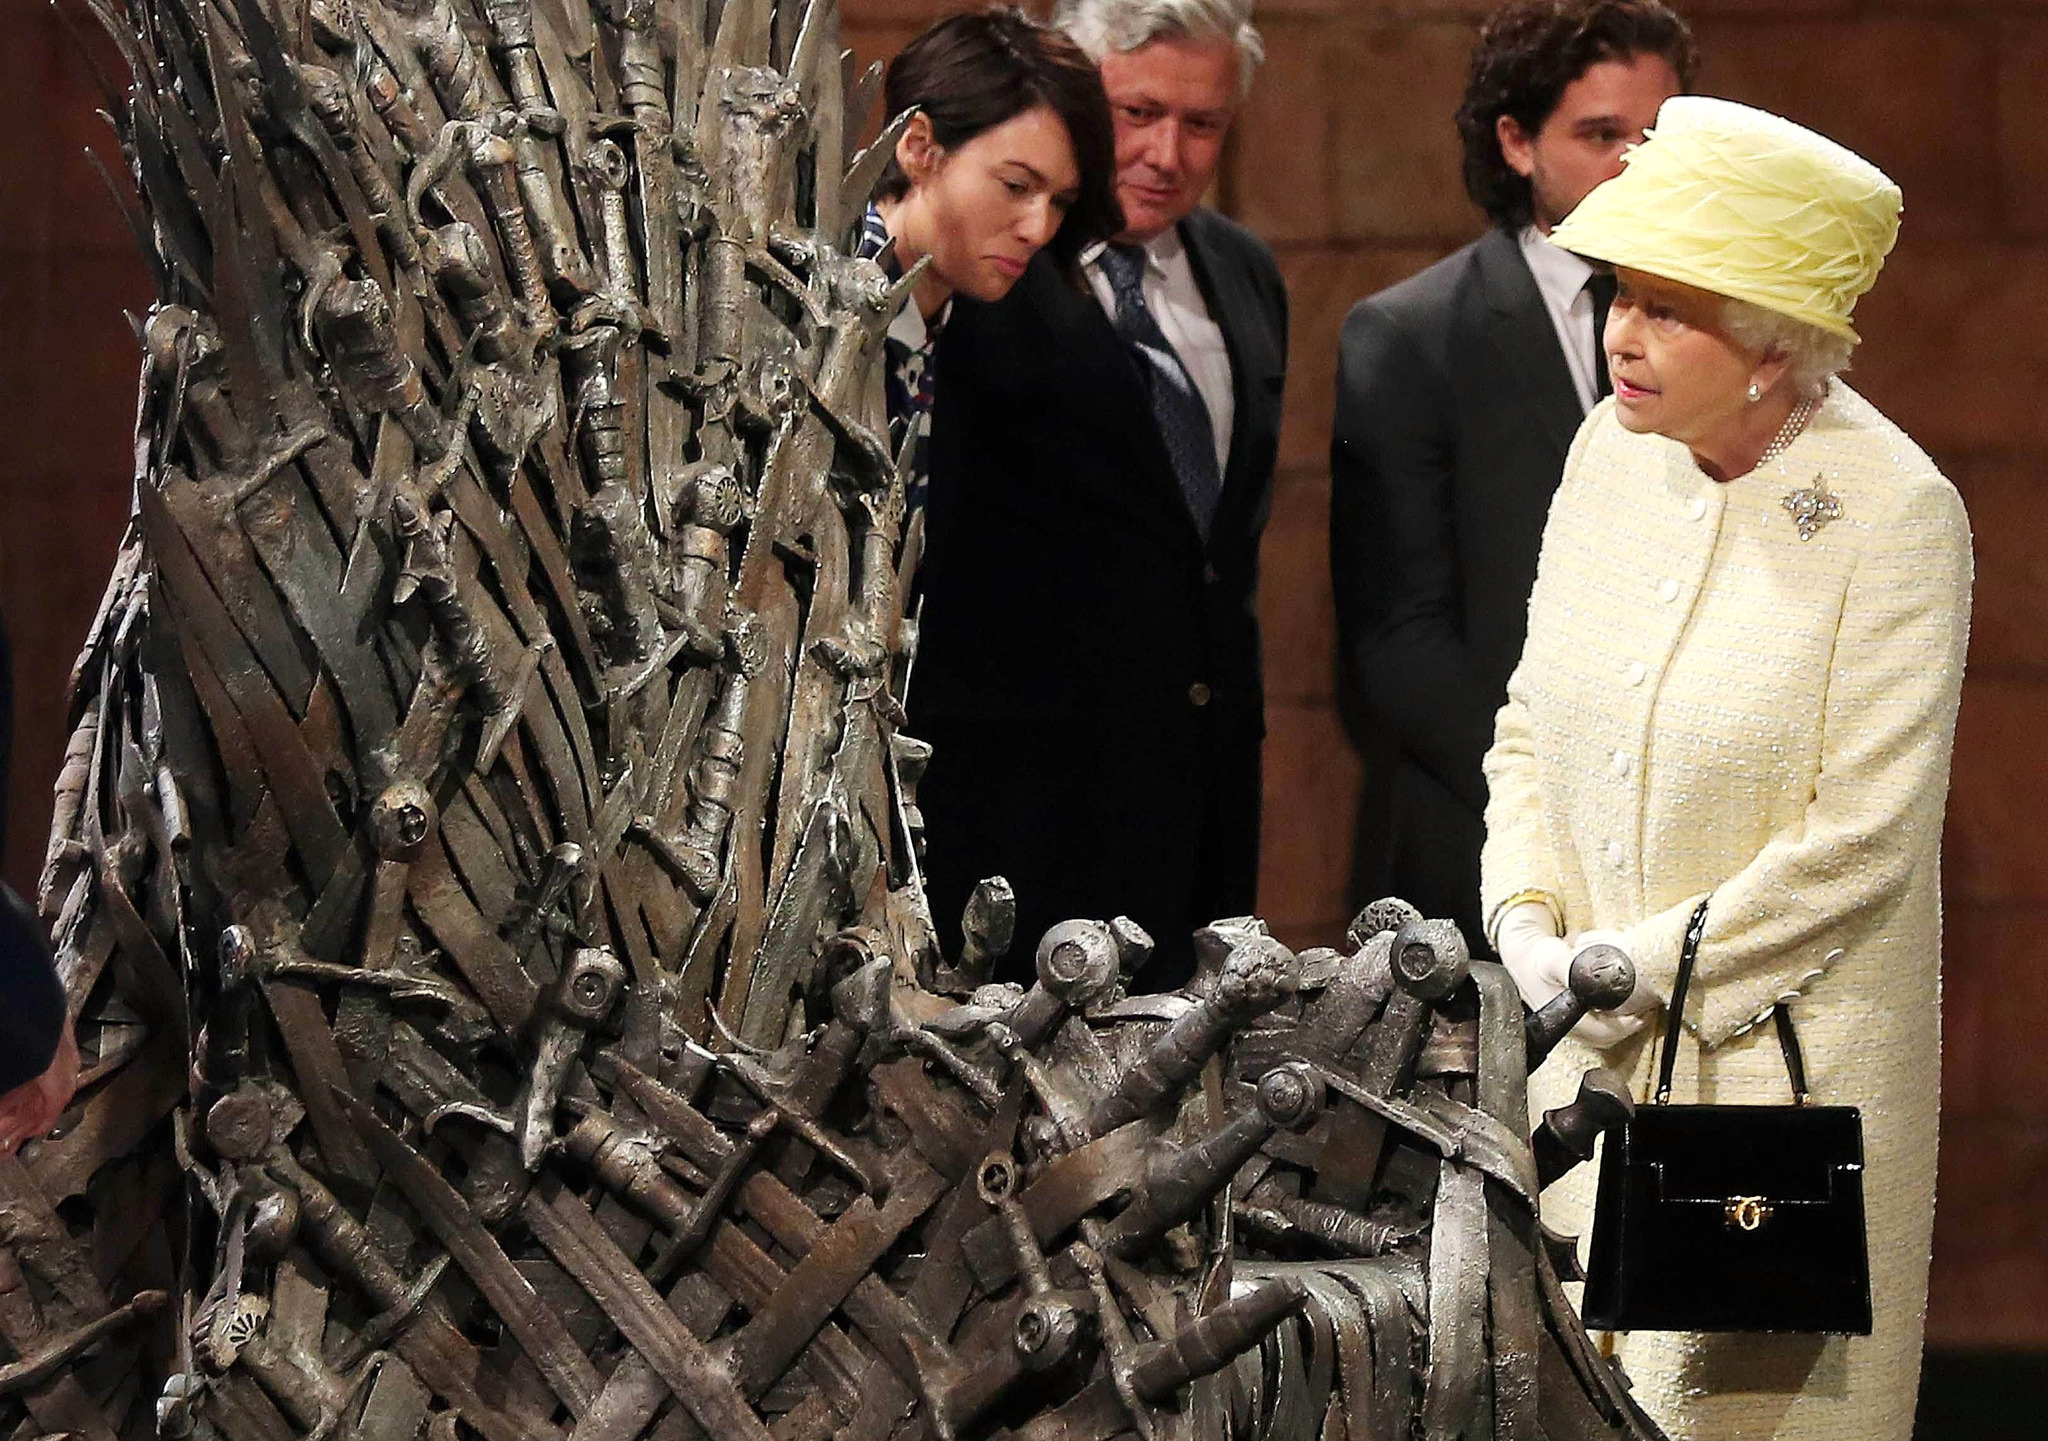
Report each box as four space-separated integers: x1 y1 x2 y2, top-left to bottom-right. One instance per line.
1582 897 1874 1334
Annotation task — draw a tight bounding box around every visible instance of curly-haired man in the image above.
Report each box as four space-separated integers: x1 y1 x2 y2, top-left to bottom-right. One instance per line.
1331 1 1694 952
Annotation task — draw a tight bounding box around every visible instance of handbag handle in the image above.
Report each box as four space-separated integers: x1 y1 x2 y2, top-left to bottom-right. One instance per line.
1654 895 1811 1106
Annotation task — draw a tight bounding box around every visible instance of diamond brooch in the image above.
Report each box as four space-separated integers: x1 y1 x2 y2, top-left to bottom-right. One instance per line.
1781 475 1842 541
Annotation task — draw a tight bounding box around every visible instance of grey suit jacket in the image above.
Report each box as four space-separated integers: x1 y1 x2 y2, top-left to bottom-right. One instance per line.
1329 224 1585 950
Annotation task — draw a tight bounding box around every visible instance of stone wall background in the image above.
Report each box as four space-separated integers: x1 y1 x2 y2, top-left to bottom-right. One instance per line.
4 0 2044 1350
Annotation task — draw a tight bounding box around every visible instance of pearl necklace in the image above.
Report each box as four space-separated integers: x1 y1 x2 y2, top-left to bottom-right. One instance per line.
1756 395 1820 470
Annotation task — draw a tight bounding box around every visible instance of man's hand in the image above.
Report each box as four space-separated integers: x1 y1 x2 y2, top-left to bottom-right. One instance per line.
0 1015 78 1154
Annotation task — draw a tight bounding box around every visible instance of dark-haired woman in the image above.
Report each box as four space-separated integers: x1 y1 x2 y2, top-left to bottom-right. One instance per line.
856 7 1121 519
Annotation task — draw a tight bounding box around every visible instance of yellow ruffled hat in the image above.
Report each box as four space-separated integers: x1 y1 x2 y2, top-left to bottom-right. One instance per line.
1548 95 1902 343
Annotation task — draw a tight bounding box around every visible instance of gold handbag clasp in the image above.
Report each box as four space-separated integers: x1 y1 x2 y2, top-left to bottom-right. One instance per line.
1724 1196 1775 1232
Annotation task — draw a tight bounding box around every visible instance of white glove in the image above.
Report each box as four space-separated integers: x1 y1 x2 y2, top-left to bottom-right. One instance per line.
1566 928 1659 1050
1495 902 1573 1010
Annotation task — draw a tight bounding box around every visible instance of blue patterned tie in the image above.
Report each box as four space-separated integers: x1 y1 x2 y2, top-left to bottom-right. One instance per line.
1097 243 1224 535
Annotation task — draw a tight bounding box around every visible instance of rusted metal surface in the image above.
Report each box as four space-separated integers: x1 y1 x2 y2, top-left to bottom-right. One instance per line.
26 1 1665 1437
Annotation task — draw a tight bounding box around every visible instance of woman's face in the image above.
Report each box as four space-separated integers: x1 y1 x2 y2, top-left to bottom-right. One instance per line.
1605 268 1776 448
897 104 1081 302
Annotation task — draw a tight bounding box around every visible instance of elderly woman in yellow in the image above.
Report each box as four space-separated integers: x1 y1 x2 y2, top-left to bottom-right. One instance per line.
1482 96 1971 1441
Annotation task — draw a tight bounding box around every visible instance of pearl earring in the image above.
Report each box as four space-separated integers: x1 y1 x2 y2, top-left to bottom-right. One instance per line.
1747 382 1763 403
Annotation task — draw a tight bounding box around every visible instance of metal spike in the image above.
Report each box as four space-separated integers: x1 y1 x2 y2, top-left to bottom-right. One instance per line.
843 106 914 216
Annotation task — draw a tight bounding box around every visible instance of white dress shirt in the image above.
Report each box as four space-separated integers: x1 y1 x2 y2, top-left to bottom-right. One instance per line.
1083 229 1235 474
1519 224 1602 414
886 294 945 356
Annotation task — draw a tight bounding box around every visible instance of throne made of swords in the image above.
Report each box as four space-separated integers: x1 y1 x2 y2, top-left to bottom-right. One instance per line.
15 1 1662 1439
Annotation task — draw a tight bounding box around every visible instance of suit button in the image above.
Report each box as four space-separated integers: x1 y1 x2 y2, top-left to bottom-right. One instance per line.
1189 682 1213 707
1607 841 1627 869
1611 750 1631 778
1624 661 1647 687
1659 577 1681 604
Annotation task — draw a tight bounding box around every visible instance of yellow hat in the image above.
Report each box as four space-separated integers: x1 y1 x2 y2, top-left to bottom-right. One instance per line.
1548 95 1902 343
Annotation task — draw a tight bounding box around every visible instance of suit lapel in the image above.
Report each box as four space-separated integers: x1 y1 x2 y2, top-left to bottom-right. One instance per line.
1021 257 1142 418
1020 255 1203 549
1476 226 1585 464
1181 212 1276 531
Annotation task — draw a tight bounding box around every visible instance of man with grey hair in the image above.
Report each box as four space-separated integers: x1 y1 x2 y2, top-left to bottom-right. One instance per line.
1062 0 1266 105
910 0 1288 990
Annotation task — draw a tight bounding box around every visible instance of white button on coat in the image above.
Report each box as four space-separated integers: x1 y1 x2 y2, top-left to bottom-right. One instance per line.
1688 495 1708 520
1606 840 1626 869
1625 661 1647 687
1659 577 1681 603
1611 750 1631 777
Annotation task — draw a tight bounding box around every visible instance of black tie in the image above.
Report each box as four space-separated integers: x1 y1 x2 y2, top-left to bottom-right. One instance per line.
1097 243 1225 535
1587 270 1617 400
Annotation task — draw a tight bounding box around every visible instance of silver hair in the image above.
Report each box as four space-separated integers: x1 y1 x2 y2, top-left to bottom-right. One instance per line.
1721 297 1855 398
1055 0 1266 99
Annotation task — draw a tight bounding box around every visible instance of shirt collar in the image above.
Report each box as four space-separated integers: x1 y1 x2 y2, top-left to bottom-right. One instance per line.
888 296 940 353
1083 224 1185 275
864 203 949 350
859 203 893 267
1519 223 1595 309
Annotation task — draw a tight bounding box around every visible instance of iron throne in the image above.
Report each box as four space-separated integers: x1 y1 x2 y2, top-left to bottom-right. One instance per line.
30 1 1666 1438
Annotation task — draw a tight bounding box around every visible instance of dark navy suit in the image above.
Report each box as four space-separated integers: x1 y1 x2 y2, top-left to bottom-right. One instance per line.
914 207 1288 989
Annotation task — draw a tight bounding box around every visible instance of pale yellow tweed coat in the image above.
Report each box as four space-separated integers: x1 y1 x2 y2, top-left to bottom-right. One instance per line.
1482 382 1971 1441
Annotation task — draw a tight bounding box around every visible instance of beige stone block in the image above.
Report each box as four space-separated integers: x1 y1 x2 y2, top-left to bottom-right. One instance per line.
1692 15 1997 240
1928 1119 2048 1350
1331 21 1486 245
1229 18 1335 244
1257 700 1360 945
1998 21 2048 237
1847 237 2048 457
1275 243 1455 470
1259 470 1337 706
1943 678 2048 903
1944 453 2048 674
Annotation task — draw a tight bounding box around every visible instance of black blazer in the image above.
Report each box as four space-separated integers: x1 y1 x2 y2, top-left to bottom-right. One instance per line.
1330 225 1585 953
913 207 1288 989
